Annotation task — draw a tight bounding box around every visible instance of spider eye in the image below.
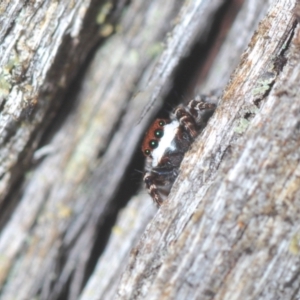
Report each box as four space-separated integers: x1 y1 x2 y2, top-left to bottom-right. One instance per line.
158 120 165 126
154 129 163 138
149 140 158 149
144 149 151 156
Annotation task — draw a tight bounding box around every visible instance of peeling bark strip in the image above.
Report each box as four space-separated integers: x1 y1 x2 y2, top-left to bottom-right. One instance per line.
117 0 300 299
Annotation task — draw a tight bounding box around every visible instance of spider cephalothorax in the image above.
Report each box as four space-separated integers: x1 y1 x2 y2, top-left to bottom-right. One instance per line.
142 98 216 206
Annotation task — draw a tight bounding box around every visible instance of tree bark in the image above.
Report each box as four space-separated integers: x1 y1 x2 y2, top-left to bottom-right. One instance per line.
116 0 300 299
1 0 298 300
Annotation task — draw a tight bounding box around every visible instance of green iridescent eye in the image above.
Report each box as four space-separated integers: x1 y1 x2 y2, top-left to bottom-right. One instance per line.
144 149 151 156
149 140 158 149
154 129 163 138
158 120 165 126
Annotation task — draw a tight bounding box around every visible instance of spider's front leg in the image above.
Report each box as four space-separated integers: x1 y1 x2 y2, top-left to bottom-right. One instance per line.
143 172 163 206
143 166 176 206
188 98 216 126
174 99 216 138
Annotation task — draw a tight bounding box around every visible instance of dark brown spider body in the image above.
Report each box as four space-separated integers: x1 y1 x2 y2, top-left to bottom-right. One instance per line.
142 97 217 206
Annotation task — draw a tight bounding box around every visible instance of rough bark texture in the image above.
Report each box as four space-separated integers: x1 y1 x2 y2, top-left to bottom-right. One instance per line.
1 0 299 299
117 0 300 299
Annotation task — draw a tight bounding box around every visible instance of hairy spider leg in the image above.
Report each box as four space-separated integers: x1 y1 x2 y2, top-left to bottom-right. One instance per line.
143 165 177 206
188 99 216 125
143 172 164 206
173 106 198 138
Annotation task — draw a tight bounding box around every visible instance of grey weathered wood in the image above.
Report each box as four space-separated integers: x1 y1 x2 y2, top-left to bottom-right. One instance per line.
199 0 276 93
2 0 298 299
80 0 274 298
80 194 156 300
0 0 230 299
0 0 109 204
116 0 300 299
0 0 185 298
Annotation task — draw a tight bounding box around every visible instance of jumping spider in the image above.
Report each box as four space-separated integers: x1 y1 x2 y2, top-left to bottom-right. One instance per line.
141 96 217 206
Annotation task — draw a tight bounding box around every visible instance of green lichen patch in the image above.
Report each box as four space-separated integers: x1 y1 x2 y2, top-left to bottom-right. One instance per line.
234 105 259 134
96 2 113 25
147 42 164 58
0 74 11 99
252 71 276 97
4 58 19 74
289 233 300 255
234 118 251 134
